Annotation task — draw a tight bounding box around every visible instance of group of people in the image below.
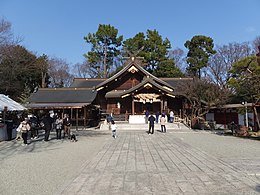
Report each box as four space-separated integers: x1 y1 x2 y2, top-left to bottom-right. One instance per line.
145 110 175 135
147 112 167 135
109 110 175 138
15 113 72 146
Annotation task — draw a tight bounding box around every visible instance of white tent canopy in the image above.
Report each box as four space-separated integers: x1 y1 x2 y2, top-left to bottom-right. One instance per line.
0 94 26 111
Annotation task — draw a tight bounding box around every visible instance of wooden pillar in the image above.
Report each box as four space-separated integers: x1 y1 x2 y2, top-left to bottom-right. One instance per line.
132 95 135 115
164 99 167 112
76 108 78 131
83 106 86 128
160 96 163 113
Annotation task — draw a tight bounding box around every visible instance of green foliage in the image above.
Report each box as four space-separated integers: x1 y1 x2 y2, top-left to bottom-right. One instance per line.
153 59 184 77
185 35 216 78
123 30 173 75
84 24 123 78
228 56 260 103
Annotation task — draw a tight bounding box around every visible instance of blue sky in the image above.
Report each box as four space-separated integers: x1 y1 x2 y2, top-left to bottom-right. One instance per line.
0 0 259 65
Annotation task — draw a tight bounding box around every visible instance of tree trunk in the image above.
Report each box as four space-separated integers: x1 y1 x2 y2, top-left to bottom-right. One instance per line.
103 44 107 78
253 106 260 130
41 72 46 88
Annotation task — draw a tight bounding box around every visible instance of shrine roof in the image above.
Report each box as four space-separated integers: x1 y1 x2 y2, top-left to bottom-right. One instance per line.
95 59 173 90
161 78 193 93
28 88 97 107
105 77 175 98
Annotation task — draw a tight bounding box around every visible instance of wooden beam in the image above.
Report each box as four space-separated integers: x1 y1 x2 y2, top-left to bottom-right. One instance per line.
76 108 78 131
132 95 135 115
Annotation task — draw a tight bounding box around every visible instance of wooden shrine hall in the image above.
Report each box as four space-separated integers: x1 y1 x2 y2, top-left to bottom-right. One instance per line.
28 57 192 125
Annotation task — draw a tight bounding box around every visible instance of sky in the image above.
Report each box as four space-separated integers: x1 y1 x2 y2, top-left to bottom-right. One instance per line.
0 0 259 66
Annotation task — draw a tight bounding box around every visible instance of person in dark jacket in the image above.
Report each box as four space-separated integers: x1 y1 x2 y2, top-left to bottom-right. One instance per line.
148 112 156 134
42 113 54 141
29 114 39 139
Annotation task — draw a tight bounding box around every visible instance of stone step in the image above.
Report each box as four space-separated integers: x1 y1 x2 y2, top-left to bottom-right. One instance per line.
99 122 187 131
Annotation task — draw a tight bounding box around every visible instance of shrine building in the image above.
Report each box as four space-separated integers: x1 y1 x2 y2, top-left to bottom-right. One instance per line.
28 57 192 126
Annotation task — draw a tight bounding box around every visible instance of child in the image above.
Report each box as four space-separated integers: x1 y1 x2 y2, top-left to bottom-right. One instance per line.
17 118 31 146
111 120 117 139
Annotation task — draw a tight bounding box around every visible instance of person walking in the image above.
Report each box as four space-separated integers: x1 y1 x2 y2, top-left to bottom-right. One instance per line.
111 120 117 139
17 118 31 146
15 114 24 141
29 114 39 139
55 115 63 139
148 112 155 134
42 113 54 141
160 114 166 133
169 111 174 123
63 114 71 139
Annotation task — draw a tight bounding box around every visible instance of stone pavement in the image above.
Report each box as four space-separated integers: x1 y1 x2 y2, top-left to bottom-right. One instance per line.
58 129 260 195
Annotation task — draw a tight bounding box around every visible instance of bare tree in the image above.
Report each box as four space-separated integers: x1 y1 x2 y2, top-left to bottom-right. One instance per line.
169 47 187 73
179 78 230 119
253 36 260 53
72 60 97 78
48 57 73 87
207 42 253 88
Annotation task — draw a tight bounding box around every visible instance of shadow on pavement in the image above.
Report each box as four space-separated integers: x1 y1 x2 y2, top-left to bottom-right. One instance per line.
0 129 110 160
256 184 260 192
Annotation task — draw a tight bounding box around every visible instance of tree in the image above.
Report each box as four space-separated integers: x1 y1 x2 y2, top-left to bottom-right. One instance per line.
35 54 49 88
73 61 91 78
179 78 230 119
207 42 252 88
48 57 73 88
84 24 123 78
228 56 260 129
0 45 43 100
123 29 181 77
253 36 260 53
169 47 187 73
184 35 216 78
153 59 184 77
0 18 21 65
0 18 13 45
124 30 172 74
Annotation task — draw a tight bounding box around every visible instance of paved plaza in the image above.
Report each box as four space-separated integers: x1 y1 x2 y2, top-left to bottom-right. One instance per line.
59 127 260 195
0 126 260 195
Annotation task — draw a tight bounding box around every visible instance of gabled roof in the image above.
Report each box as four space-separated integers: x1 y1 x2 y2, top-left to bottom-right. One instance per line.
27 88 97 108
105 77 175 98
95 58 174 90
161 78 193 94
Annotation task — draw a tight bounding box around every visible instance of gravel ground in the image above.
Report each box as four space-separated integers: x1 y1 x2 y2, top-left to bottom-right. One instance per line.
0 129 110 195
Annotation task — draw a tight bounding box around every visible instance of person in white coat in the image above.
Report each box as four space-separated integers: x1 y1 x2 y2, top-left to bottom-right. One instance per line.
111 120 117 139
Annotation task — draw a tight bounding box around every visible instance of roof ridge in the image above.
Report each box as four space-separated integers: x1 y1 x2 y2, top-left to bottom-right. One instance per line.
38 88 94 91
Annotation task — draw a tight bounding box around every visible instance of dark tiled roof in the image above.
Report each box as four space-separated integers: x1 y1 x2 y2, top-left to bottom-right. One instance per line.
27 103 90 109
161 78 193 93
70 78 105 88
28 88 97 103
